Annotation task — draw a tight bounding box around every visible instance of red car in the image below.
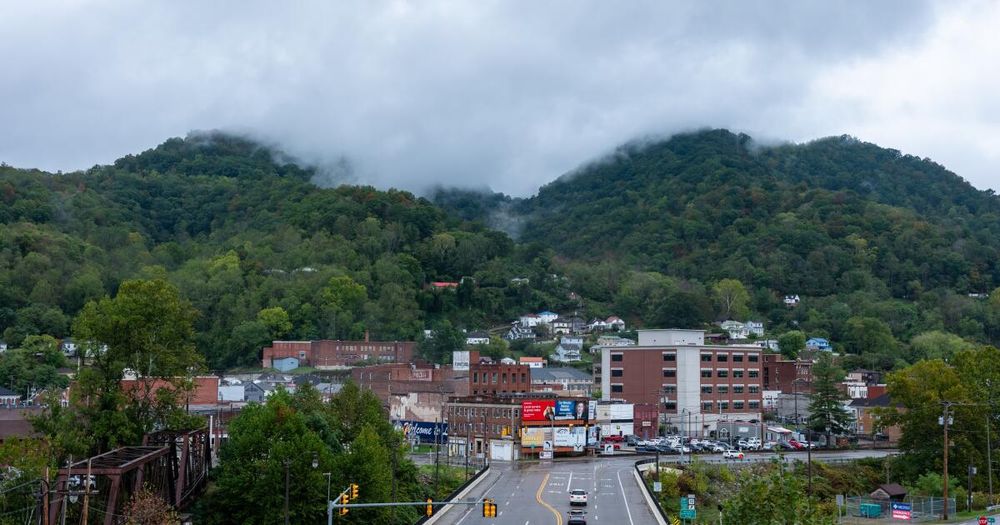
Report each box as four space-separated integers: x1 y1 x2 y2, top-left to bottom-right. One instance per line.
787 440 805 450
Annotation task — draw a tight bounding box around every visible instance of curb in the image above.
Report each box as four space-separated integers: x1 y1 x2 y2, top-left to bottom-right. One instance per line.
422 465 491 525
633 461 668 525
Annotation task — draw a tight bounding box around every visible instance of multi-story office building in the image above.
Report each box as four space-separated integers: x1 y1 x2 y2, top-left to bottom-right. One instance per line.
599 329 763 436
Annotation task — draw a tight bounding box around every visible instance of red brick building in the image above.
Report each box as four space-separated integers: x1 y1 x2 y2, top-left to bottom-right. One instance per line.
468 354 531 396
262 337 416 369
761 353 813 394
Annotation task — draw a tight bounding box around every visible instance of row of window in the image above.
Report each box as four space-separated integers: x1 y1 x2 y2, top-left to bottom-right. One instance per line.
451 422 519 435
701 385 760 394
700 400 760 410
700 369 759 378
471 371 528 384
610 352 761 363
451 406 520 418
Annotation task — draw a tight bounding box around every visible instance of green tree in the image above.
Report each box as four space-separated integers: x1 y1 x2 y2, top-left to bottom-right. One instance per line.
807 353 853 436
36 279 205 455
841 316 899 368
723 463 834 524
909 330 972 362
778 331 806 360
418 322 464 364
713 278 750 320
257 306 292 340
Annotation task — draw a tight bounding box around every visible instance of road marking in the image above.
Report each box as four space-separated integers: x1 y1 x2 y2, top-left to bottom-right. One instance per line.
536 473 563 525
567 471 573 491
616 470 635 525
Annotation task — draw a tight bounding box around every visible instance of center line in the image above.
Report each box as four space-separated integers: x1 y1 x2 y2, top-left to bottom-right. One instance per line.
566 471 573 491
536 473 563 525
616 469 635 525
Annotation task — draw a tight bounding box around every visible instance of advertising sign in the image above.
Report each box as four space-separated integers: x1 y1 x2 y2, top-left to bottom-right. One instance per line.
521 428 545 447
452 350 470 371
890 502 911 521
393 420 448 444
588 400 597 421
521 400 556 422
553 427 586 449
553 400 587 420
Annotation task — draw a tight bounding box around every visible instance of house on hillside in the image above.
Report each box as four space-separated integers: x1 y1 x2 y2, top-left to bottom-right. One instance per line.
552 337 583 363
519 357 546 368
805 337 832 351
720 320 748 339
465 331 490 346
552 316 587 335
519 314 542 328
784 295 801 307
60 339 78 357
0 341 7 353
589 318 610 331
0 387 20 407
746 321 764 337
504 323 536 341
590 316 626 332
538 311 559 324
849 393 902 442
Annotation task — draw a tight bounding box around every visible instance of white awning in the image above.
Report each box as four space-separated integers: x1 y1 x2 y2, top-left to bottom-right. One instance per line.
767 426 792 434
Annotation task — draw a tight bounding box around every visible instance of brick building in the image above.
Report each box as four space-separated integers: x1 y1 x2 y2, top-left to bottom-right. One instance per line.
468 359 531 396
599 329 763 436
261 336 416 369
761 353 813 394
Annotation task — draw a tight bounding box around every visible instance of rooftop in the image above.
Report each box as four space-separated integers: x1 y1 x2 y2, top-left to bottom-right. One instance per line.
531 368 592 382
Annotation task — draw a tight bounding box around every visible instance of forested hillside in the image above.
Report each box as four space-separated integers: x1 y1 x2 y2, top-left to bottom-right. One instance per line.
4 129 1000 372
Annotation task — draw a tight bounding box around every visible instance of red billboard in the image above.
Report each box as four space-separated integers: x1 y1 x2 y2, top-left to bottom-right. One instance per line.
521 400 556 422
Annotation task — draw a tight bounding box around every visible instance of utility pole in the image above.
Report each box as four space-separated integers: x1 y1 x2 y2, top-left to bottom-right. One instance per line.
284 460 291 525
942 403 951 521
989 412 994 505
81 460 91 525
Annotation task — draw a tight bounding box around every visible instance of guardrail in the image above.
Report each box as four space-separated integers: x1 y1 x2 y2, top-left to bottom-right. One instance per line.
633 458 669 525
414 463 491 525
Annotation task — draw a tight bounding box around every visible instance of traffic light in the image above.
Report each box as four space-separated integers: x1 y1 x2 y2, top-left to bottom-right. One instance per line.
339 506 349 517
339 491 350 516
482 498 497 518
426 497 434 517
350 483 359 500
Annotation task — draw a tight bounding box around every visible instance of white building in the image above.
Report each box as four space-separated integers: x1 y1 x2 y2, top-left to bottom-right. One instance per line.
537 311 559 324
552 337 583 362
746 321 765 337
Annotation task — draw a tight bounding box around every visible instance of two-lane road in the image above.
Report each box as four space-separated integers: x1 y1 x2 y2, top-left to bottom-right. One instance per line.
433 457 660 525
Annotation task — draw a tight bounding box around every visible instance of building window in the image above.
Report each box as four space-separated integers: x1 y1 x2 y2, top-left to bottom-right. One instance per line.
663 369 676 378
733 370 744 378
611 353 623 362
701 386 713 394
749 386 760 394
663 353 676 362
611 384 623 393
702 402 713 411
521 373 527 383
717 385 729 394
749 401 760 409
662 385 677 394
717 370 729 378
748 369 760 378
502 373 508 384
716 354 728 362
733 354 744 362
701 369 712 378
719 401 729 410
472 373 478 384
733 385 744 394
664 401 677 410
701 354 712 362
748 354 759 362
492 372 498 384
733 401 745 410
611 369 623 377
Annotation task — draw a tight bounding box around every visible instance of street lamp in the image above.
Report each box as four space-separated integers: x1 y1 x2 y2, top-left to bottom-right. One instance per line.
284 452 319 525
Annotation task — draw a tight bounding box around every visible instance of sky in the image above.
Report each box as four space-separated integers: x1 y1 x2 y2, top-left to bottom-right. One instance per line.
1 1 998 196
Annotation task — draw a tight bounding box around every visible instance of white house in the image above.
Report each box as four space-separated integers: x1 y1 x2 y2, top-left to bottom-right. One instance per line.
465 331 490 346
519 356 546 368
552 337 583 363
538 311 559 324
60 339 78 357
588 318 610 331
0 341 7 353
504 323 536 341
756 339 779 351
746 321 764 337
720 320 749 339
519 314 542 328
606 316 625 331
784 295 801 307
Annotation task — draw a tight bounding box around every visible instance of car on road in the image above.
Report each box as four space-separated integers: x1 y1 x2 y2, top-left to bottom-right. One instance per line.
707 442 728 453
787 440 806 450
567 509 587 525
569 489 588 506
722 449 745 460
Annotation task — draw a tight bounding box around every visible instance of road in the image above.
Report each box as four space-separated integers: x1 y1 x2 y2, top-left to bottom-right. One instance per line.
432 457 661 525
425 449 897 524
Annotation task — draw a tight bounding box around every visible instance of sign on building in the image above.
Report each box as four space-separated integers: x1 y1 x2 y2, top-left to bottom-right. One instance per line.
521 400 556 421
453 350 470 371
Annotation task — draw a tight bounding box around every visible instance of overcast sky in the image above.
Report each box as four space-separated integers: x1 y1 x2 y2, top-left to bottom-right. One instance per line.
2 1 998 196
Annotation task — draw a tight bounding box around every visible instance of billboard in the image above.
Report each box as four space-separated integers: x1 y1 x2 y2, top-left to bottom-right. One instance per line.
394 420 448 444
554 400 589 421
522 427 546 447
452 350 470 371
521 427 586 451
521 400 556 422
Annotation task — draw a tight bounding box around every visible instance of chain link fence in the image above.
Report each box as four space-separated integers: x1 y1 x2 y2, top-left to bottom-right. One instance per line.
841 496 955 523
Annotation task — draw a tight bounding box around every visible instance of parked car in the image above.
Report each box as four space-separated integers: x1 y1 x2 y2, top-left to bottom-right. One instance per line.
722 449 745 460
570 489 588 506
625 435 639 446
787 440 805 450
746 438 762 449
567 509 587 525
708 443 728 453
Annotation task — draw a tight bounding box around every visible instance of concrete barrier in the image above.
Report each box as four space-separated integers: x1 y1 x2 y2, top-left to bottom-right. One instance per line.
633 459 669 525
420 465 492 525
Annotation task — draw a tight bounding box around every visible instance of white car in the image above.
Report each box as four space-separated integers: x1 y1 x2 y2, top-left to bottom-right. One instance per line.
570 489 588 506
722 449 744 460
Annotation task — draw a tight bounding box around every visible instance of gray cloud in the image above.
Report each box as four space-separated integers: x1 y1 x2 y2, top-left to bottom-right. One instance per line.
5 1 995 197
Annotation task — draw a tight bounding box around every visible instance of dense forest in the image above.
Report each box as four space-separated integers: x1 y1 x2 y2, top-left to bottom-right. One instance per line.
3 129 1000 372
